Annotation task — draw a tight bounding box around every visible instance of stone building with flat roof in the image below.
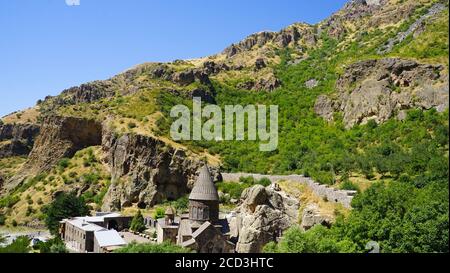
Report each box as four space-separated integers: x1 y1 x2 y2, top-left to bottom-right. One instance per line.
93 229 127 253
59 212 130 253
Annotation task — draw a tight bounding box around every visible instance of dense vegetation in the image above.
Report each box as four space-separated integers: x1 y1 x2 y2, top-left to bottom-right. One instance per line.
265 178 449 253
0 236 31 253
43 193 90 235
34 237 68 253
114 241 193 253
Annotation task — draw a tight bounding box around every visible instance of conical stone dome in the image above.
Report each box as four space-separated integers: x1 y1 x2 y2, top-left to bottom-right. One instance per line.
189 165 219 201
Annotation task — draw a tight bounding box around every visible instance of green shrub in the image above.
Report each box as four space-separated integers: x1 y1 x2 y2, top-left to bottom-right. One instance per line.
217 182 247 200
0 195 20 208
36 237 68 253
43 193 90 235
114 242 193 253
81 173 100 184
130 210 146 233
0 236 31 253
127 122 137 129
153 207 165 219
257 178 272 187
57 158 71 171
26 206 34 216
340 180 360 193
172 196 189 212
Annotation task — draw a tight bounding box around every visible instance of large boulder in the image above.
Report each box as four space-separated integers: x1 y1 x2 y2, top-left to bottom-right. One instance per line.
235 184 300 253
171 70 195 86
300 204 332 231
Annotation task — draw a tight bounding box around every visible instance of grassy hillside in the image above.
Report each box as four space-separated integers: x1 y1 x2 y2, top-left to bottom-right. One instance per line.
0 0 448 252
0 147 110 226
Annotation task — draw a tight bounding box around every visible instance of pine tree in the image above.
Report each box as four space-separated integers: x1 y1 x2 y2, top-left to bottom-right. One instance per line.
130 210 146 233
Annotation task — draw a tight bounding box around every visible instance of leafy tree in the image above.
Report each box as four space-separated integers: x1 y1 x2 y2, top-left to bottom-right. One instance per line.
130 210 146 233
57 158 70 171
0 236 31 253
257 178 272 187
153 207 165 219
172 196 189 212
337 181 449 253
264 226 357 253
340 180 360 192
43 193 90 235
35 237 68 253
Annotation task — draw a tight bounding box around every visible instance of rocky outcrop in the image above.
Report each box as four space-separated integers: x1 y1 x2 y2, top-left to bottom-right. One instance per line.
0 123 40 143
301 204 332 231
101 126 221 211
59 81 117 105
224 32 276 58
4 116 102 193
378 3 446 54
235 184 299 253
237 74 282 92
305 79 319 89
39 62 217 114
318 0 442 41
166 87 216 104
0 123 40 158
223 24 315 58
202 61 230 75
255 58 267 70
3 114 222 209
314 58 448 128
39 81 118 113
319 0 387 39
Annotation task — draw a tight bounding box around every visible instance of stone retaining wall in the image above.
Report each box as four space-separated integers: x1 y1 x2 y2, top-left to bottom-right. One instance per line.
222 173 356 208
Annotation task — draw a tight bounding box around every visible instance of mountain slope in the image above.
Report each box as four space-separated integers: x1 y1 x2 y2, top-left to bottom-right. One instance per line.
0 0 448 252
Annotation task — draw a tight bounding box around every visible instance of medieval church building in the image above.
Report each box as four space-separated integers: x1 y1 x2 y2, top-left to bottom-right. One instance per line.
156 165 236 253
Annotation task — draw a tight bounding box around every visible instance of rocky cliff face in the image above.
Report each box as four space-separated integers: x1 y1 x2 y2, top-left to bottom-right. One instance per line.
315 58 448 128
2 111 222 211
4 116 102 193
101 126 221 211
235 184 299 253
0 123 40 158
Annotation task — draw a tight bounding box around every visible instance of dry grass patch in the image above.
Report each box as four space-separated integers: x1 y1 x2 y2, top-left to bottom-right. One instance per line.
1 107 40 124
278 180 350 224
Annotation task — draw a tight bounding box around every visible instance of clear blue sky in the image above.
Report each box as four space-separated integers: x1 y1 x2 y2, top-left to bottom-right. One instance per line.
0 0 348 117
